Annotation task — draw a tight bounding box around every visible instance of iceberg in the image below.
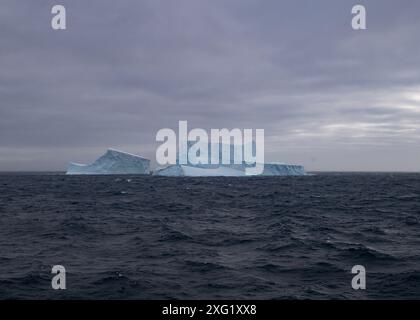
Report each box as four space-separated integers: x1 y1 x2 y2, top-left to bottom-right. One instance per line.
154 163 306 177
154 164 246 177
66 148 150 175
261 163 306 176
154 141 306 177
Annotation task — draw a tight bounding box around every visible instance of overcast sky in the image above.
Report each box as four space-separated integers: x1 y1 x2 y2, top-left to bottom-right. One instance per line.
1 0 420 171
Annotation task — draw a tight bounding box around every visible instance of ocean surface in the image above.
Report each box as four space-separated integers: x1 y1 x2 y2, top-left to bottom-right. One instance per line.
0 172 419 299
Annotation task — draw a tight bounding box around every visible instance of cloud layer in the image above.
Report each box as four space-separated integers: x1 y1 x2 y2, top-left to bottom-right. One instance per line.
1 0 420 171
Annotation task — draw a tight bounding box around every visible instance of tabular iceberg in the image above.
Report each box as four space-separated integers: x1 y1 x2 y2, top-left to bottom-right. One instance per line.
154 163 306 177
154 164 246 177
66 148 150 175
154 141 306 177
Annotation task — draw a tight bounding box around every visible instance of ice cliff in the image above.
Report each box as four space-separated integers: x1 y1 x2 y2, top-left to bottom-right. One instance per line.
154 163 306 176
154 142 306 176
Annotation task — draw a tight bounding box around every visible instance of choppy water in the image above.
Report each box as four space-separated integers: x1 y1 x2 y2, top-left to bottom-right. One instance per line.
0 173 419 299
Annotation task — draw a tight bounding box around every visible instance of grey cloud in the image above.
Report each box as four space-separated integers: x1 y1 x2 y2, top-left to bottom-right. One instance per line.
1 0 420 171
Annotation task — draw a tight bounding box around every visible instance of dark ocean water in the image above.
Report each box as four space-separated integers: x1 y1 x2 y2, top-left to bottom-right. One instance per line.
0 173 420 299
